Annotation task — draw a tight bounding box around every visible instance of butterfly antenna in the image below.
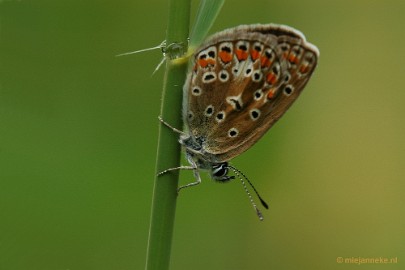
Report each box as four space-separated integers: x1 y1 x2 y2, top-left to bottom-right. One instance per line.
228 166 269 221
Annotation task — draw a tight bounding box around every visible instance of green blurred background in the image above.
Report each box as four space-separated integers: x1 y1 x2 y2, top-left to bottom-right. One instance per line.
1 0 404 269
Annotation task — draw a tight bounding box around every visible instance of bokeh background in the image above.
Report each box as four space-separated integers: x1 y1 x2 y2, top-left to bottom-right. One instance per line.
1 0 404 269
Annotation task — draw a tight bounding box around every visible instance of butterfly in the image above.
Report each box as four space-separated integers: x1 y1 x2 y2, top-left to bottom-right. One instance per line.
160 24 319 219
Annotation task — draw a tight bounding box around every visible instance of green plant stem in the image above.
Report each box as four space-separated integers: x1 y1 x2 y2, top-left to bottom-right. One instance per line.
145 1 190 270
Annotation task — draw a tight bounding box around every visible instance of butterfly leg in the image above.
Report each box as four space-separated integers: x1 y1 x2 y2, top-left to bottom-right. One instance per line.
158 116 186 136
177 157 202 192
157 166 195 176
157 164 202 193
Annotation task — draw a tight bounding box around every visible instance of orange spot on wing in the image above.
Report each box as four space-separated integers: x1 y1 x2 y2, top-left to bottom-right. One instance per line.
299 64 310 73
267 89 276 99
198 58 216 68
235 49 248 61
288 54 299 64
250 50 260 61
260 56 272 68
207 59 216 66
218 51 232 63
198 59 208 68
266 72 277 85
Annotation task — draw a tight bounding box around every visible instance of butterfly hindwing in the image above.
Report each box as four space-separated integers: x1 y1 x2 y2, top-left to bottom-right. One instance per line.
183 24 319 162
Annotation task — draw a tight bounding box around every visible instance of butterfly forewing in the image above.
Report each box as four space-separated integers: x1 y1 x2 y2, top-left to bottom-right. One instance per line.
183 24 319 162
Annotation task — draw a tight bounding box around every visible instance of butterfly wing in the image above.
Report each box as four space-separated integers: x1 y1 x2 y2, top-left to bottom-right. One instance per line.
183 24 319 162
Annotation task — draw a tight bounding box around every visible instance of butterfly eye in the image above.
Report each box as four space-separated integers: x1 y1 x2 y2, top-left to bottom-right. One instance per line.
187 111 194 120
212 163 228 178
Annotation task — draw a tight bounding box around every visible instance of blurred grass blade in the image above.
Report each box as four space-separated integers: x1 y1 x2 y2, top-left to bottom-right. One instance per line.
189 0 225 52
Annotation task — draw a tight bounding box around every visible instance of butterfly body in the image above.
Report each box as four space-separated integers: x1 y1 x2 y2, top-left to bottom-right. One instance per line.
179 24 319 184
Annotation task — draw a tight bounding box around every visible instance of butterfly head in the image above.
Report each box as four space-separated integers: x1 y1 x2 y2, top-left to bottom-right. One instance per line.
211 162 235 182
